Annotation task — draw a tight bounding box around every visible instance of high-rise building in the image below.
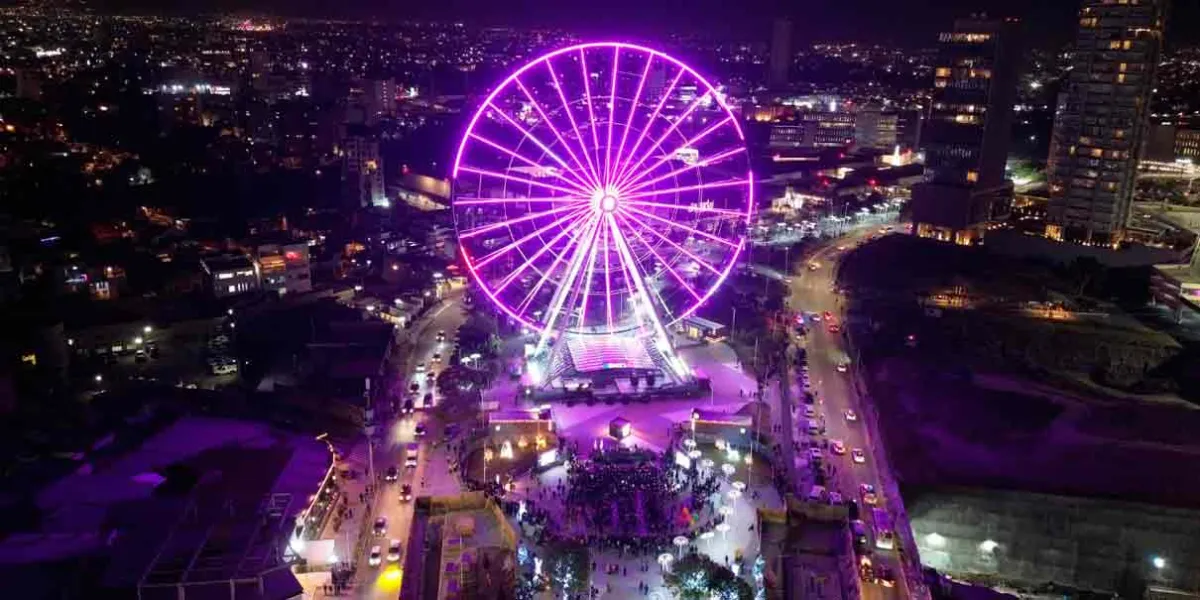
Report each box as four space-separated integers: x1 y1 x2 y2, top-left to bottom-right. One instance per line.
855 103 899 151
1045 0 1168 246
341 126 386 209
366 78 397 122
769 18 792 89
912 16 1022 245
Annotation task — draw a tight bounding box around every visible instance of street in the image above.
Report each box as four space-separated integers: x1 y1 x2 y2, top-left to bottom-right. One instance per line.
352 292 469 598
787 227 913 600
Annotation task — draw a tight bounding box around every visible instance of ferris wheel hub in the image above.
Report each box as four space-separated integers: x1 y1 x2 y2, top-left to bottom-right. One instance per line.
592 187 620 214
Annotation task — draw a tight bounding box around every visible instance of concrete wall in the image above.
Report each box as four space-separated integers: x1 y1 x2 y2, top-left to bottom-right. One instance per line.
908 488 1200 594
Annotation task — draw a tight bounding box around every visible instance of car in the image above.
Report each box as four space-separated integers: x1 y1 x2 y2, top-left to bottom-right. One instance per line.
844 409 858 422
807 485 826 502
831 440 846 455
415 362 426 373
810 313 822 322
425 371 436 382
422 392 434 407
828 324 841 334
836 362 849 373
415 422 427 437
373 517 387 536
385 465 398 482
400 484 413 502
431 353 442 363
409 382 420 394
837 244 848 251
876 566 896 588
405 443 419 468
823 311 833 320
808 262 820 271
851 519 869 550
852 448 866 464
809 447 823 461
804 406 816 418
369 545 383 567
436 330 446 343
859 483 879 505
387 539 403 562
402 399 415 415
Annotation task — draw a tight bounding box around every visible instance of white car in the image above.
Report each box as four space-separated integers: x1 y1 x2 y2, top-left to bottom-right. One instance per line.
831 440 846 455
387 539 403 562
368 545 383 567
837 362 849 373
851 448 866 464
415 362 426 373
844 409 858 422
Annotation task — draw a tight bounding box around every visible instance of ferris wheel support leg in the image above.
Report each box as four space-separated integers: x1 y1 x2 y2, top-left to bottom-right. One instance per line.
605 214 691 381
535 214 602 355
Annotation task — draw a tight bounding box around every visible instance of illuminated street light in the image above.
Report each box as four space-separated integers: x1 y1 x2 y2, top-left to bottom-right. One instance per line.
94 374 103 383
143 325 152 334
979 539 999 554
1152 556 1166 570
925 532 947 548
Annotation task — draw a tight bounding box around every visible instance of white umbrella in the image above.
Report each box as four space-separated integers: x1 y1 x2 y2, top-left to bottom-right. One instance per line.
727 489 743 502
700 458 715 470
673 535 690 558
716 522 731 540
732 481 747 492
687 450 702 460
683 438 697 449
657 552 674 572
721 463 736 478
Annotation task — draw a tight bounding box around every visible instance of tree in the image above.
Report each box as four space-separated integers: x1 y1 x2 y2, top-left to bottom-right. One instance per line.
665 554 753 600
544 541 590 595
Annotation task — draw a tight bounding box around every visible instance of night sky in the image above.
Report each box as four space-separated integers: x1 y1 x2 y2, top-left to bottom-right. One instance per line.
81 0 1198 47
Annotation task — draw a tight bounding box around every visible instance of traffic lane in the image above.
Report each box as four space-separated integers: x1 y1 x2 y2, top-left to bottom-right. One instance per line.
358 477 417 598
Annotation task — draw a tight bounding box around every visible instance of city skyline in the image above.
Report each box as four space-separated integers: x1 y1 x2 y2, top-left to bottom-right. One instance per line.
61 0 1200 47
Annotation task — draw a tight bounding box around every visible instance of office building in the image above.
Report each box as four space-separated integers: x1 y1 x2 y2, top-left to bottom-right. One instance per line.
769 18 793 89
254 242 312 296
201 254 259 298
855 103 899 151
341 126 386 209
912 16 1022 245
366 78 397 121
1045 0 1168 246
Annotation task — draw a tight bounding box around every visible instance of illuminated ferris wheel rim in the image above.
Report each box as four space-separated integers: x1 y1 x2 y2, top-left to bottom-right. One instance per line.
451 41 755 337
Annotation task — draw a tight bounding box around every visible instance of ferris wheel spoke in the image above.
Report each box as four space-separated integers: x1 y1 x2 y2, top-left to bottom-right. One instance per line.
612 68 685 191
574 211 605 329
455 196 587 207
616 208 724 276
620 178 749 201
578 48 604 188
483 102 596 193
615 212 703 302
607 213 674 339
473 206 592 269
545 61 603 189
611 90 710 191
623 199 746 218
605 214 645 331
601 223 613 334
620 144 745 196
537 214 603 350
622 205 739 250
613 57 654 190
457 165 584 199
467 132 595 195
603 46 620 186
513 78 601 191
457 202 584 240
494 216 587 297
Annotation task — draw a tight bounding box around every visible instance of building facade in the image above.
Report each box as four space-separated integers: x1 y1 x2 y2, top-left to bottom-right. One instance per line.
341 126 386 209
201 255 259 298
912 16 1022 245
255 242 312 296
1045 0 1168 246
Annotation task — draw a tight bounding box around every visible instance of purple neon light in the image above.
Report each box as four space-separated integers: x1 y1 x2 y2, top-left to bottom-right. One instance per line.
621 145 746 196
611 88 711 190
512 78 601 190
451 42 755 336
616 115 739 192
467 132 594 194
482 102 596 192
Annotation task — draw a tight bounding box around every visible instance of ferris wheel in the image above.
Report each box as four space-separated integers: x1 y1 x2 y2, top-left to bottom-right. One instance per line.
452 42 753 343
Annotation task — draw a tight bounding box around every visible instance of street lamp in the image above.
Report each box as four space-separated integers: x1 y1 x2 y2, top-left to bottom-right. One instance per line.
143 325 152 334
1152 556 1167 570
673 535 689 559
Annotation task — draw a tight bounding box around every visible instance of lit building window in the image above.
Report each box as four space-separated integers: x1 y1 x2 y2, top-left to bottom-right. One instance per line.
966 171 979 183
935 67 951 77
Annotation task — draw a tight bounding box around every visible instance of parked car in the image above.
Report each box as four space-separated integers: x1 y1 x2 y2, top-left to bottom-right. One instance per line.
369 545 383 567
